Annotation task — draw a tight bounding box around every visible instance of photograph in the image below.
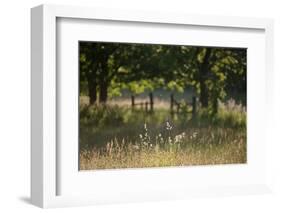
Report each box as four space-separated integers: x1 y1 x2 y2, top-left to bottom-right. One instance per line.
78 41 247 170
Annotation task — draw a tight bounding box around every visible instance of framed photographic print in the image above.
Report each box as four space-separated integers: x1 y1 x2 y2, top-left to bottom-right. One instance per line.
31 4 274 208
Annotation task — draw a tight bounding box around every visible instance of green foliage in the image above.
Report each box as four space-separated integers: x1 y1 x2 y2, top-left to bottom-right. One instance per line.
80 100 246 150
127 80 154 94
78 42 247 169
79 42 246 113
80 105 124 128
195 100 246 128
167 81 185 93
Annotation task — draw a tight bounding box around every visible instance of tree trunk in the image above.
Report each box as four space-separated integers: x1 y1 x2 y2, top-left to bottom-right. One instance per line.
199 78 208 108
88 79 97 105
86 62 98 105
199 48 211 108
99 61 109 104
99 80 108 103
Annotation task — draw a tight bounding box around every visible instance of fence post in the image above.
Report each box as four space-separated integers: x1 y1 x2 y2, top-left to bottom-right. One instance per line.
177 103 180 113
192 96 197 120
149 92 154 112
131 95 135 110
145 102 148 112
170 93 174 114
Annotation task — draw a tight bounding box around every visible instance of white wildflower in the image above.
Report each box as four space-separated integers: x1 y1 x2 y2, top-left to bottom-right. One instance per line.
192 132 198 138
144 123 147 131
166 121 173 130
168 136 172 144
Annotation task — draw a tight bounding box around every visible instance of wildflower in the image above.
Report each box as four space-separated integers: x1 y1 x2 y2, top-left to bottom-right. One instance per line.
192 132 198 138
175 135 179 143
166 121 173 130
168 136 172 144
174 132 185 144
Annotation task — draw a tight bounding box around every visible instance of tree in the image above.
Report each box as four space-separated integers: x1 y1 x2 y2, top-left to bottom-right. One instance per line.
210 48 246 112
79 42 98 104
197 47 212 108
80 41 246 114
80 42 123 104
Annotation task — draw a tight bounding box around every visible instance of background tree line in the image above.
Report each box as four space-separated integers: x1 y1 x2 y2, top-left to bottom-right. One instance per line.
79 42 246 113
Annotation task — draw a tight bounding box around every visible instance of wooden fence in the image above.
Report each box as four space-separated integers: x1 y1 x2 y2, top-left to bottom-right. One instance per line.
131 92 197 119
131 92 154 113
170 94 197 119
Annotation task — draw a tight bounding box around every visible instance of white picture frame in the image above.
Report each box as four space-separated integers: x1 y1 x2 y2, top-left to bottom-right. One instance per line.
31 4 274 208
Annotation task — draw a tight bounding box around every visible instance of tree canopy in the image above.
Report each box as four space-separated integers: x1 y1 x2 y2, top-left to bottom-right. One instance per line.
79 42 246 113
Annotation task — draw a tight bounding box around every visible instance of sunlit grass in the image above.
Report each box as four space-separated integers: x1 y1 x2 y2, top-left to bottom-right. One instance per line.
79 98 246 170
80 122 246 170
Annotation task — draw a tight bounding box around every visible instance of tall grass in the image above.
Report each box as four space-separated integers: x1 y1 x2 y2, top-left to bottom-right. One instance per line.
79 100 246 170
80 124 246 169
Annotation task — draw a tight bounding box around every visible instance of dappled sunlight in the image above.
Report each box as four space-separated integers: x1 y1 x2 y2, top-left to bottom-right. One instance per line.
79 42 247 170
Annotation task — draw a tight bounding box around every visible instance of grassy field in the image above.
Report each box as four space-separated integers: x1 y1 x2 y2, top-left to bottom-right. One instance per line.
79 98 246 170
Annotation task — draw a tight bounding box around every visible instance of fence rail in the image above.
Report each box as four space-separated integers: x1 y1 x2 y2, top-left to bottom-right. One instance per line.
131 93 197 119
170 94 197 119
131 92 154 112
